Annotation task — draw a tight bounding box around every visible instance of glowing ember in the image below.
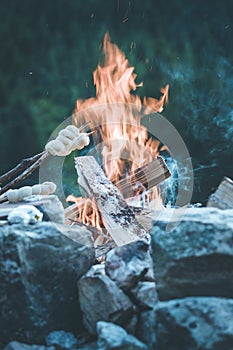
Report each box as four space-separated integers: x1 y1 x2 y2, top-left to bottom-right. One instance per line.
69 33 169 232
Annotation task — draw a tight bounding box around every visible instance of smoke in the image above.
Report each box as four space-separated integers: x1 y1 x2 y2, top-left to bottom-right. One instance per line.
155 54 233 202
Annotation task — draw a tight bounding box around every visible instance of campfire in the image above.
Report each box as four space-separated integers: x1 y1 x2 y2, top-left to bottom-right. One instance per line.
0 33 173 253
65 33 171 247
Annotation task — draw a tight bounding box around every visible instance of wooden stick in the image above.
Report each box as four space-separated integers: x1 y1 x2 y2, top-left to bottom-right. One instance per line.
0 151 45 185
0 151 49 196
0 197 8 204
75 156 149 246
0 122 91 197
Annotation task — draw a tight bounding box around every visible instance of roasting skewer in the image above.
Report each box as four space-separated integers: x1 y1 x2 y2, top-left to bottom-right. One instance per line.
0 123 93 200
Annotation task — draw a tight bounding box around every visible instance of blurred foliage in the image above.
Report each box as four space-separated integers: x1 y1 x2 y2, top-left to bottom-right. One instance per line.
0 0 232 202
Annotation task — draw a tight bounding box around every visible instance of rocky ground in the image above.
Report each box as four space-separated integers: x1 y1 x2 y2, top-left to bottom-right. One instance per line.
1 207 233 350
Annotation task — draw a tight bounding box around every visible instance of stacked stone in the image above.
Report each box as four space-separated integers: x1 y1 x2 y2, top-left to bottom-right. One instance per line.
1 207 233 350
149 207 233 350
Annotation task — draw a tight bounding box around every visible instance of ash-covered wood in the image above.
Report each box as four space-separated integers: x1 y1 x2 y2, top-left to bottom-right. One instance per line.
75 156 149 246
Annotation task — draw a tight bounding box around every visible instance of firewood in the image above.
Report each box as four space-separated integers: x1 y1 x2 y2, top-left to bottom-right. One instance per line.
75 156 150 246
64 202 85 225
115 156 171 198
65 201 154 232
207 177 233 209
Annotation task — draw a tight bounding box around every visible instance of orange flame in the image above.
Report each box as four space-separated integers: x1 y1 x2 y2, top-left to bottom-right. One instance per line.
71 33 169 231
66 195 103 231
73 33 168 181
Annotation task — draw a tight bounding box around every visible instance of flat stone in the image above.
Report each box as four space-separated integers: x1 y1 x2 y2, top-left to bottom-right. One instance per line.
78 264 135 335
154 297 233 350
0 222 95 348
105 240 154 291
97 321 148 350
150 207 233 300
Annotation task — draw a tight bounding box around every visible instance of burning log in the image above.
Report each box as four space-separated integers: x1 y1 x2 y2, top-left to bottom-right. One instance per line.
65 156 170 236
75 156 150 246
64 202 84 225
115 156 171 198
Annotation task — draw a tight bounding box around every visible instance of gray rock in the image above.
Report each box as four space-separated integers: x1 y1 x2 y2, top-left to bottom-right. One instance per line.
24 195 65 224
150 207 233 300
154 297 233 350
46 330 77 349
130 282 158 309
105 240 154 291
96 321 148 350
56 223 93 247
4 341 55 350
136 309 156 350
78 265 135 335
0 222 95 348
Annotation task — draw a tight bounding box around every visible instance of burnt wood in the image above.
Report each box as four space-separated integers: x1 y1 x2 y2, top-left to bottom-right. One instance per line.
75 156 149 246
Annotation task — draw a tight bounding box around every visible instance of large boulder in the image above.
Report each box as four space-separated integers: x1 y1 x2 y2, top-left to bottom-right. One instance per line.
0 222 95 347
150 208 233 300
153 297 233 350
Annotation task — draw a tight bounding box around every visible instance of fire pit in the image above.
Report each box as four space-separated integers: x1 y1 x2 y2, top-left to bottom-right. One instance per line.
0 34 232 350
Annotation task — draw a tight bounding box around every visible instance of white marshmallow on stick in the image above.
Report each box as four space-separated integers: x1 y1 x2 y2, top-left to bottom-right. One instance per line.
5 182 56 203
45 125 90 156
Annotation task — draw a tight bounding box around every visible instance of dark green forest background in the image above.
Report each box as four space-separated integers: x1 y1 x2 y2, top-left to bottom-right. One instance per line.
0 0 232 203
